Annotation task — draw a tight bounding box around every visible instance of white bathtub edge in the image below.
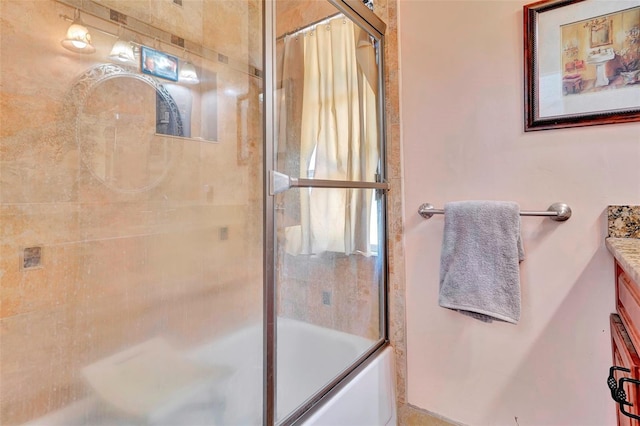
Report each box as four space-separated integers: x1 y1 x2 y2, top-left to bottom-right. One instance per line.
302 346 397 426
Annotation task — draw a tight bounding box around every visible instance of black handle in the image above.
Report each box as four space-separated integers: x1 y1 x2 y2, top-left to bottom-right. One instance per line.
620 378 640 421
608 366 640 421
609 366 632 404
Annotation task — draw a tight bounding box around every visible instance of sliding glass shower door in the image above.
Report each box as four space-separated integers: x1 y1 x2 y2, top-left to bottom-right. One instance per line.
1 0 387 423
268 0 388 423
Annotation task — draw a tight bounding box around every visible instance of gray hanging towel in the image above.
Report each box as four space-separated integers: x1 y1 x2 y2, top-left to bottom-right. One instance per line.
438 200 525 324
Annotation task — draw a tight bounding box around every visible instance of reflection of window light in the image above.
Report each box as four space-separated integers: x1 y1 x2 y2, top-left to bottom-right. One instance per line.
369 164 382 255
307 144 317 179
306 143 380 255
369 194 379 254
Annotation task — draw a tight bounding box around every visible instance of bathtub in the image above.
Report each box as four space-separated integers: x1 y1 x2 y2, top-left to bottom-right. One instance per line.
192 317 397 425
24 318 397 426
301 344 397 426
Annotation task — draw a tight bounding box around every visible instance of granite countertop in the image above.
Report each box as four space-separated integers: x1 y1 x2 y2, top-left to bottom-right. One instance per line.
608 206 640 239
606 238 640 285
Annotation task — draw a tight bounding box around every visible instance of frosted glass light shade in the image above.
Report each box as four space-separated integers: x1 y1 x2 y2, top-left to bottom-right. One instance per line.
109 40 136 64
179 62 199 84
61 17 95 54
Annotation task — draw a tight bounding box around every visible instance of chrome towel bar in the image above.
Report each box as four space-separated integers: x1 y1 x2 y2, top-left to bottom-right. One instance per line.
418 202 572 222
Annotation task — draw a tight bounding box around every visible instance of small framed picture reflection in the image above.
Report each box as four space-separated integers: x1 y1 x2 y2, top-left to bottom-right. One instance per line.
141 46 179 82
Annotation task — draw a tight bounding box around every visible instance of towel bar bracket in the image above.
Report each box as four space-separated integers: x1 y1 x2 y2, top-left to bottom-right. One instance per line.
417 203 438 219
418 202 572 222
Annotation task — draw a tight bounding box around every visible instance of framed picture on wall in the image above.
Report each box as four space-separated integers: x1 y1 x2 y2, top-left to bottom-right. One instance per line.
524 0 640 131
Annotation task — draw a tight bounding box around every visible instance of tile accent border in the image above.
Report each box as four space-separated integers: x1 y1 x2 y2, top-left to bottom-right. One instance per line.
55 0 259 78
375 0 412 420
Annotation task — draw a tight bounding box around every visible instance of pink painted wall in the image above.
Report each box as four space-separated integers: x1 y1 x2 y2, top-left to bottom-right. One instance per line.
398 1 640 425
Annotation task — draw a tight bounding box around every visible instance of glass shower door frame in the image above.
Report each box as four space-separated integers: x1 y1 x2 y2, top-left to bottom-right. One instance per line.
263 1 389 424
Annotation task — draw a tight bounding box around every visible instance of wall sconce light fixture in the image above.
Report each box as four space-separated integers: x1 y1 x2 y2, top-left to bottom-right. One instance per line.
179 61 200 84
61 9 96 54
108 39 137 64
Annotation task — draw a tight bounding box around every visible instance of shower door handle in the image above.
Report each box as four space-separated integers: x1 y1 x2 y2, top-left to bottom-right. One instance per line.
269 170 389 195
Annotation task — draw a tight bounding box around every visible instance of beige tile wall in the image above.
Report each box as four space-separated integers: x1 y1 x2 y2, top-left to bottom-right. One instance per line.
0 0 263 423
277 251 381 339
375 0 409 419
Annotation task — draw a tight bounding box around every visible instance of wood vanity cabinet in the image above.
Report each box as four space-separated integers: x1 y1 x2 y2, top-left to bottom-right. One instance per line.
611 314 640 425
612 262 640 425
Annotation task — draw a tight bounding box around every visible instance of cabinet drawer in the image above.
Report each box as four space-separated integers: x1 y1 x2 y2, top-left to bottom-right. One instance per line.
611 314 640 425
617 263 640 351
